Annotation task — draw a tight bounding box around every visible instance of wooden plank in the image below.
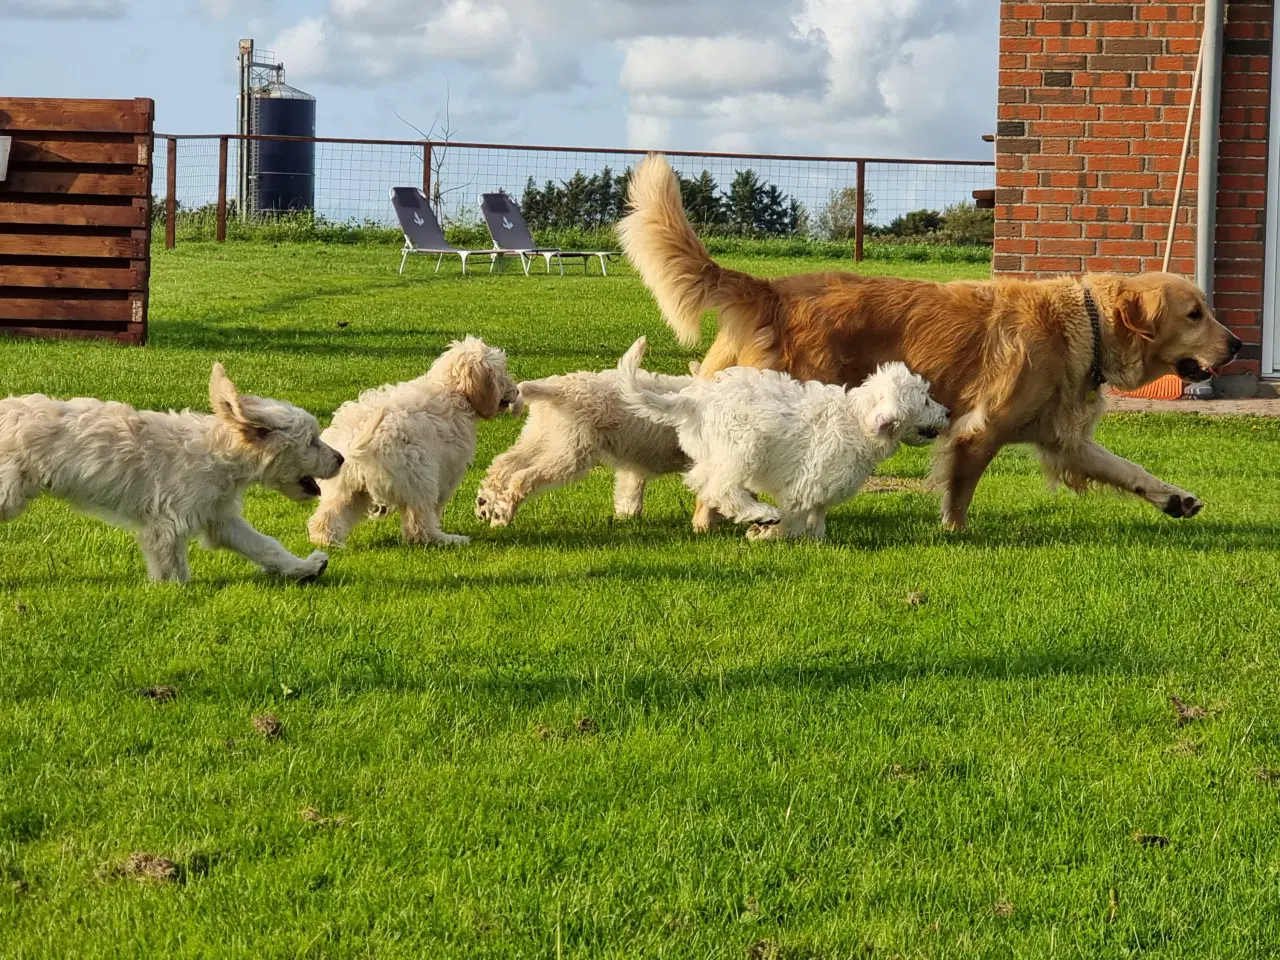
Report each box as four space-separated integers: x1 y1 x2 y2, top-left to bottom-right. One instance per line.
0 265 140 290
0 324 135 344
0 234 143 258
0 170 149 196
0 98 152 135
8 138 144 165
0 297 134 322
0 199 147 228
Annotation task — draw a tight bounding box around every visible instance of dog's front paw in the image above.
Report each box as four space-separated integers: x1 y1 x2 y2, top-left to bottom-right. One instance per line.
746 520 783 541
480 495 516 528
1163 492 1204 519
294 550 330 582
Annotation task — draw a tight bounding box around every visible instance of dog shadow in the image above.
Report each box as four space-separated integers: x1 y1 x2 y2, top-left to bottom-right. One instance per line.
320 642 1154 709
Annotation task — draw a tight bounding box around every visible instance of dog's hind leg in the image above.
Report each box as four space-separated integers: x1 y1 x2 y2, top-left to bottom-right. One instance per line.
483 443 595 527
203 516 329 581
691 499 722 533
309 488 371 548
137 526 191 583
401 503 470 545
612 468 647 518
0 463 34 522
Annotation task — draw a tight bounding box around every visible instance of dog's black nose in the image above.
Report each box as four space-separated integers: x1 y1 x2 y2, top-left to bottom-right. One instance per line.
334 452 345 468
1227 334 1243 357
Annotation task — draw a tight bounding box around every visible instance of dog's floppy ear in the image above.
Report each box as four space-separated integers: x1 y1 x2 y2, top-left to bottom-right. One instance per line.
873 410 901 438
209 362 244 423
457 350 503 419
1115 285 1162 343
208 362 286 436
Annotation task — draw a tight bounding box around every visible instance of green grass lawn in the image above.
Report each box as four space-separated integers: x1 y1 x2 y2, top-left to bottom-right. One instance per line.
4 244 1280 958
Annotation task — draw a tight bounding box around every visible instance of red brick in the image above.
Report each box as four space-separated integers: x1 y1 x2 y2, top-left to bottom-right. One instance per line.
1025 221 1084 238
1078 139 1132 155
1028 155 1088 170
1043 105 1102 120
1098 239 1158 256
1029 120 1087 136
1084 222 1143 239
1026 255 1084 271
1084 256 1144 273
1026 188 1085 204
1039 239 1097 255
1087 156 1145 172
1090 121 1147 137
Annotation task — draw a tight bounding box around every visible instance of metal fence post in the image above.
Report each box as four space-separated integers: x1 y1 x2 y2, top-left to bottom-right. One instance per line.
165 137 177 250
854 159 865 264
216 136 228 243
423 141 433 206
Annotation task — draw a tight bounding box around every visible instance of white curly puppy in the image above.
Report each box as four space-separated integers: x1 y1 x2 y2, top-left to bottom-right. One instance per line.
616 337 950 540
309 337 522 548
0 363 342 582
475 358 715 529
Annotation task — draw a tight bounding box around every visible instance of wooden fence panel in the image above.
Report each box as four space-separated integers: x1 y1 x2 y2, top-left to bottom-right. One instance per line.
0 97 153 345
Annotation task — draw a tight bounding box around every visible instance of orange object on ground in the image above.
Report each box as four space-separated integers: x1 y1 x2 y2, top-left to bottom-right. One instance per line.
1108 374 1184 400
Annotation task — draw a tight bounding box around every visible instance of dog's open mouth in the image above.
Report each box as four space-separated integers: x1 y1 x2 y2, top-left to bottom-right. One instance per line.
1175 358 1213 382
299 476 321 497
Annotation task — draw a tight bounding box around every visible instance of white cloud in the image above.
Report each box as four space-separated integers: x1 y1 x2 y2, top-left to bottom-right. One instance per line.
620 34 827 99
0 0 124 17
619 0 996 157
273 16 332 83
264 0 994 157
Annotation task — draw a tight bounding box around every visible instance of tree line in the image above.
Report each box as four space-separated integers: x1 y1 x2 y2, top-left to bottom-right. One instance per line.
517 168 992 244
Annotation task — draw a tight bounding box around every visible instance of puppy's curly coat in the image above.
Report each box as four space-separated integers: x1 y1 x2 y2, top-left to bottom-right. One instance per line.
0 364 342 582
616 336 949 540
309 337 521 548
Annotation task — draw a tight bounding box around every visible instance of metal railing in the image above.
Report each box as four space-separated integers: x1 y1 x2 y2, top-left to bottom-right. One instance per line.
154 134 994 261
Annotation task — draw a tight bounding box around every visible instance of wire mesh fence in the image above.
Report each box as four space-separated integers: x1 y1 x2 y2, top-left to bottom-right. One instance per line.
153 135 993 247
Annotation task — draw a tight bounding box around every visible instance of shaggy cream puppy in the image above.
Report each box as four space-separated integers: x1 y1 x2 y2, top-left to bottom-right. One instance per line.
0 363 342 582
309 337 522 547
475 359 715 529
616 337 950 540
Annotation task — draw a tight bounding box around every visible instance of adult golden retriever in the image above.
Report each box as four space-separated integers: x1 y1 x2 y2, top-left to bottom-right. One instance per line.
617 154 1242 530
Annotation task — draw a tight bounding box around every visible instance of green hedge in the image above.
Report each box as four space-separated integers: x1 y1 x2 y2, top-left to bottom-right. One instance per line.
166 209 992 264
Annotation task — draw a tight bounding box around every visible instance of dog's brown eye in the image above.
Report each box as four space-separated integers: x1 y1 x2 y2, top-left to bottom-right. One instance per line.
1189 306 1203 321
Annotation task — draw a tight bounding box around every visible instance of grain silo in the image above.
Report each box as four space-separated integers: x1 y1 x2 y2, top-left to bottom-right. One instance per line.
236 39 316 215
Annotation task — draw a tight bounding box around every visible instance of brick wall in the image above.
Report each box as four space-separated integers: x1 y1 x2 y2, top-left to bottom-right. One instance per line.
995 0 1273 375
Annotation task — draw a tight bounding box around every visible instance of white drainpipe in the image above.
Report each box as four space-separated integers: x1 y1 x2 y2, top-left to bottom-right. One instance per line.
1190 0 1225 398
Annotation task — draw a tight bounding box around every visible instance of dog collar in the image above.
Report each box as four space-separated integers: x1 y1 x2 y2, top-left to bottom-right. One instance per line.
1082 284 1105 391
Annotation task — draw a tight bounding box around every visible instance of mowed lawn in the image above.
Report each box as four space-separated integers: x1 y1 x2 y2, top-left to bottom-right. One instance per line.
4 243 1280 959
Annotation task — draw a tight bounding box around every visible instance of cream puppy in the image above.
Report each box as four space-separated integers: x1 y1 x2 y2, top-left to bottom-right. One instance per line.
615 337 949 540
309 337 521 547
0 364 341 582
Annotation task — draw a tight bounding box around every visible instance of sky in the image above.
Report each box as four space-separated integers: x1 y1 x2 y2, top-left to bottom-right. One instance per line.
0 0 998 159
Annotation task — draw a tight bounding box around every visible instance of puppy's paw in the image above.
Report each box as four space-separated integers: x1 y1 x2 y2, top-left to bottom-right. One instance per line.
740 505 780 526
1163 493 1204 519
294 551 330 583
746 521 783 541
433 533 471 546
482 496 516 528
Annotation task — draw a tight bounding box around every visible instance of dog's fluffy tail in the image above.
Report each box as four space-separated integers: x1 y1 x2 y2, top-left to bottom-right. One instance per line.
615 336 698 428
513 379 559 405
617 153 779 349
348 406 387 457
